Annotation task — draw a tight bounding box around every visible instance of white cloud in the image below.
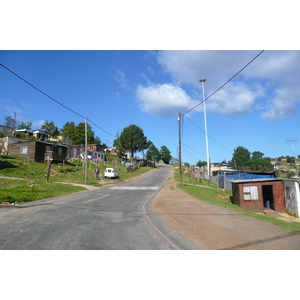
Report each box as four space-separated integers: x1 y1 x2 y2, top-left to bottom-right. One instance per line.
156 50 300 121
261 89 298 120
157 50 257 87
136 83 200 117
206 82 258 115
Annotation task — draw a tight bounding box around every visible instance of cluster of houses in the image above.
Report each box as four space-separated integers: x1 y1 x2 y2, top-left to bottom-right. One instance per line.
0 124 115 163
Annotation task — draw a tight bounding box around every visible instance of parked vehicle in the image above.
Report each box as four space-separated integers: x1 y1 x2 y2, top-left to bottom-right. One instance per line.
104 168 118 178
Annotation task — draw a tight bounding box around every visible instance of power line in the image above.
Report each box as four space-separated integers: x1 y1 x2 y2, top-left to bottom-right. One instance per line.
183 50 265 115
182 144 203 162
184 115 233 155
88 119 116 138
182 142 225 162
182 142 206 158
0 63 116 138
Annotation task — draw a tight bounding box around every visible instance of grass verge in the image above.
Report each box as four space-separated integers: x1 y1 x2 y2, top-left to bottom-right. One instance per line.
0 155 155 204
0 178 85 204
174 168 300 234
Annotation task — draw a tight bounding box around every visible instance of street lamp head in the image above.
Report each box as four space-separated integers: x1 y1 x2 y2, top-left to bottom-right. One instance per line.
199 78 206 82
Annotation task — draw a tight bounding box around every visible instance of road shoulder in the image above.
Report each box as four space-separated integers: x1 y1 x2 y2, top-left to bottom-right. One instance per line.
151 168 300 250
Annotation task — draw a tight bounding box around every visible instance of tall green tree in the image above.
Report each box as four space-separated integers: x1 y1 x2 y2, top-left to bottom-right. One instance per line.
113 131 126 159
41 120 59 138
196 160 207 168
248 151 274 171
160 145 172 164
16 121 32 130
248 157 273 171
114 124 149 158
230 146 251 170
146 142 161 162
60 121 97 146
73 122 96 146
60 121 76 139
251 151 264 159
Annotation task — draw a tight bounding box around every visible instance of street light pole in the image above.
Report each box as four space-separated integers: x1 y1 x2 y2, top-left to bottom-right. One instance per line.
199 78 210 179
85 115 88 183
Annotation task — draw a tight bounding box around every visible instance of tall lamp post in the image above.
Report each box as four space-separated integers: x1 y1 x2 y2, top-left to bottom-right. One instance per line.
199 78 210 179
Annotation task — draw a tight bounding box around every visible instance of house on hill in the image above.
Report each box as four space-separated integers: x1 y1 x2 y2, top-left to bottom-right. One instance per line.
85 144 106 161
0 125 14 137
8 140 68 162
15 129 48 141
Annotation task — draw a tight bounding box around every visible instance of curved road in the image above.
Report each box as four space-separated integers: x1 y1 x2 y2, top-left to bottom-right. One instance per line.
0 165 201 250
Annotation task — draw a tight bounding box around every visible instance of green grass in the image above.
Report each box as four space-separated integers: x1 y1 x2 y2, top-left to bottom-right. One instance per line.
0 178 85 203
0 155 155 204
174 168 300 234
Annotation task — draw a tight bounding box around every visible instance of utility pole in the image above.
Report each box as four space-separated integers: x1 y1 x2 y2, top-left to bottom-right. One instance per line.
287 139 299 180
85 115 88 183
178 112 182 184
14 112 17 130
199 78 210 179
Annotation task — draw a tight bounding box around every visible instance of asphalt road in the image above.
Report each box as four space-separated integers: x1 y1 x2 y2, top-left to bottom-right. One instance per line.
0 165 201 250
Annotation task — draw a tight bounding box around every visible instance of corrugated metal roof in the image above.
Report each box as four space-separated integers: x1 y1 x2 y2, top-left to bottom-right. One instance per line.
231 178 282 184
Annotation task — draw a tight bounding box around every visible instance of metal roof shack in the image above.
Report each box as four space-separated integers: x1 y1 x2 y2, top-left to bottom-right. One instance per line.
231 178 285 213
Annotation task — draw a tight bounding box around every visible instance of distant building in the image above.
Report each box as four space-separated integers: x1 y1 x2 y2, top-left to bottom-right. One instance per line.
0 125 14 137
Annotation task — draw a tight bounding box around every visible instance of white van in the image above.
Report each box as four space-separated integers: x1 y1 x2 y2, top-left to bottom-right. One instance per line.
104 168 118 178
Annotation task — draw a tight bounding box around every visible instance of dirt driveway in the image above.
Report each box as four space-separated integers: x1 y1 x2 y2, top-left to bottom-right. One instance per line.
151 168 300 250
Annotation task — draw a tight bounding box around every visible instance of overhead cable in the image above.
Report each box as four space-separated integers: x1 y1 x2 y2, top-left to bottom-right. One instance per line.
184 115 233 155
183 50 265 115
0 63 116 138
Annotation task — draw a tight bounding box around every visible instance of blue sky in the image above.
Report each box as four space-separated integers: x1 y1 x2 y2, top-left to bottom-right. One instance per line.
1 50 300 165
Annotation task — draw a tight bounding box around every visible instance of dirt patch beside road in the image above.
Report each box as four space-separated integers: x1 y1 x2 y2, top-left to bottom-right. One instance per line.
151 168 300 250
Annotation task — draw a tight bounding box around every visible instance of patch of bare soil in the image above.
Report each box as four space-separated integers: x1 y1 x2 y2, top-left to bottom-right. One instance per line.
151 169 300 250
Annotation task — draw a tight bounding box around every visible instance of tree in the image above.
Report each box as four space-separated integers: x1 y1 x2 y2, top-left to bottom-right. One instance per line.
41 120 59 138
196 160 207 168
93 136 102 145
251 151 264 159
113 124 149 159
230 146 251 170
60 121 76 139
5 116 16 128
146 142 161 162
16 121 32 130
73 122 96 146
286 156 295 163
160 145 171 164
113 131 126 159
60 121 98 146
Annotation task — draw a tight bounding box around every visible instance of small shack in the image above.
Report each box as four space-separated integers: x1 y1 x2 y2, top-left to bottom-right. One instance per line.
231 178 285 213
9 140 68 162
